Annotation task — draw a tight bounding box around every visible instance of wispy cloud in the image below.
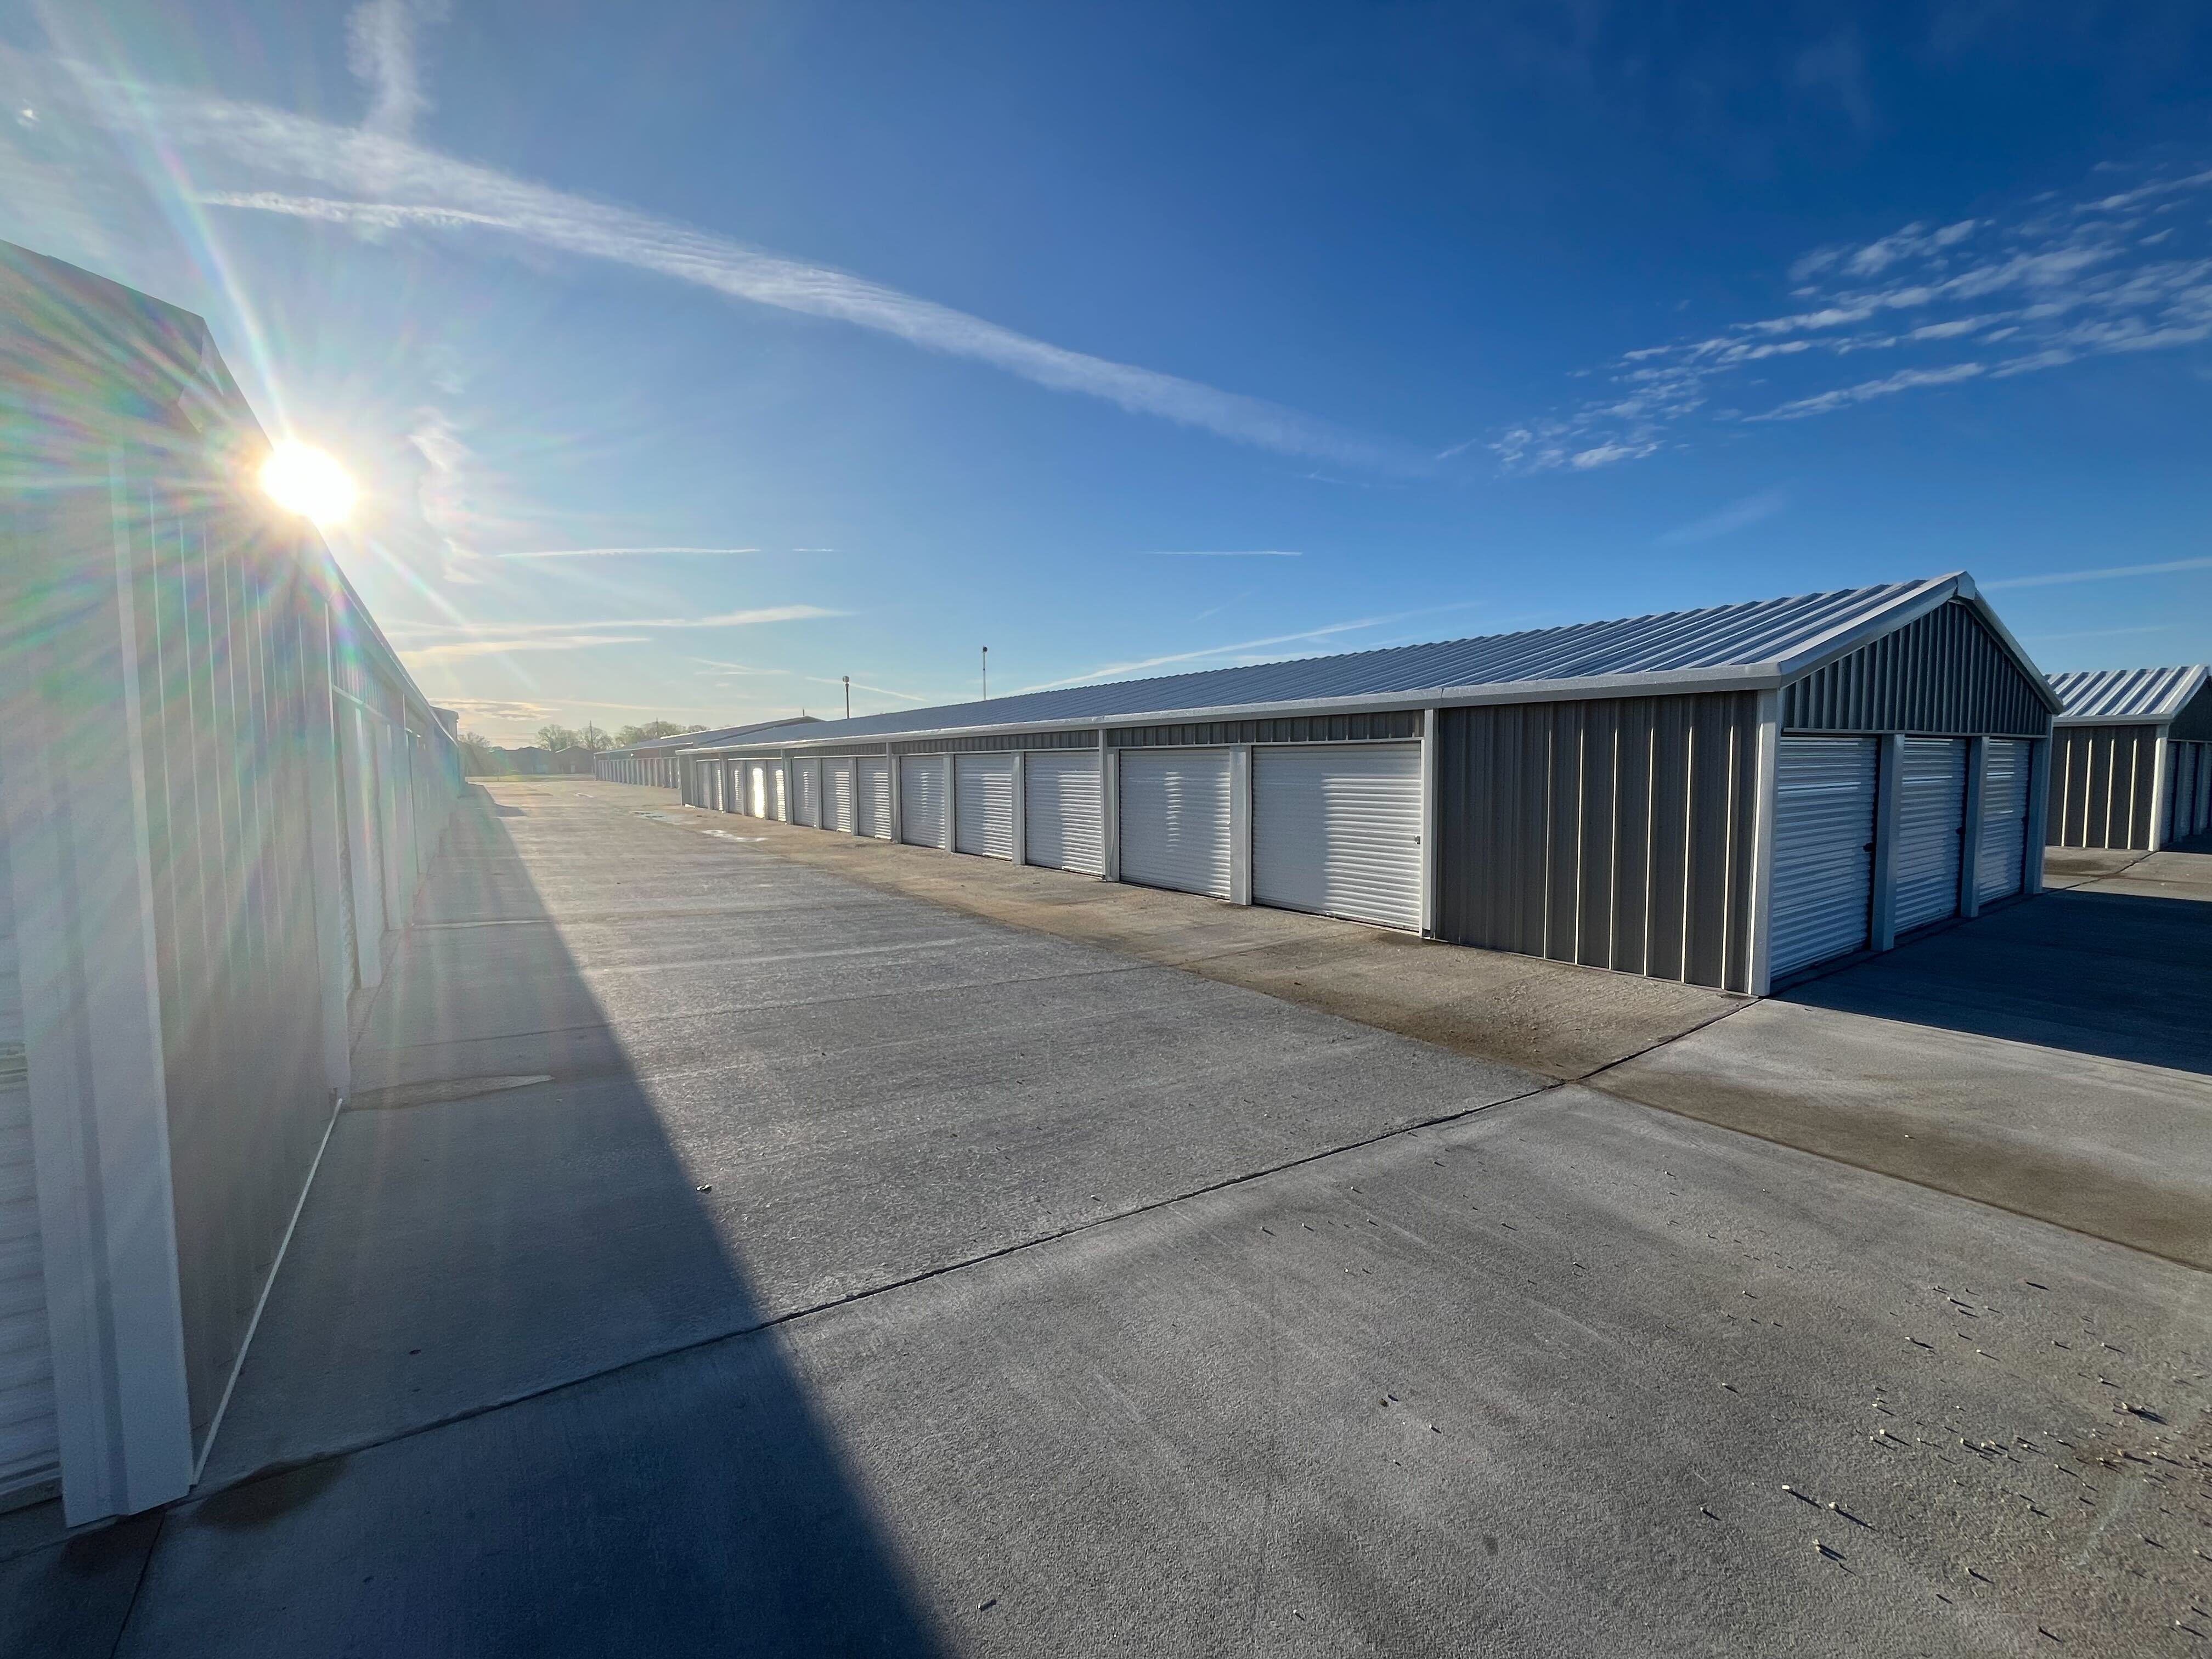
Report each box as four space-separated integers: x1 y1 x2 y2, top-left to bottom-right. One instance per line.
802 674 934 704
25 20 1411 473
1019 603 1476 693
1656 487 1790 545
385 603 843 647
495 546 762 558
1141 549 1302 557
404 632 648 661
1498 162 2212 471
1984 555 2212 590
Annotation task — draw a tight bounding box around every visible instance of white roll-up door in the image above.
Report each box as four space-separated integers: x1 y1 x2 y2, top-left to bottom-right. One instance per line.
0 820 59 1508
794 759 820 827
1251 744 1422 930
1894 737 1968 933
1977 739 2031 902
1120 749 1233 899
1768 736 1877 979
856 758 893 840
901 757 949 848
748 762 769 818
1024 751 1104 875
771 764 789 822
826 759 855 833
955 753 1018 860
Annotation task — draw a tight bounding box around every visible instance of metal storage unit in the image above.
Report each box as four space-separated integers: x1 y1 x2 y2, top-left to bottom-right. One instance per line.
1893 738 1968 933
680 573 2057 998
856 758 893 840
1024 751 1104 875
1977 739 2032 902
793 758 820 827
901 756 950 848
1120 751 1233 899
0 828 58 1509
1251 744 1421 930
825 759 855 833
771 765 788 822
2046 667 2212 851
1767 737 1877 979
747 761 768 818
955 754 1018 860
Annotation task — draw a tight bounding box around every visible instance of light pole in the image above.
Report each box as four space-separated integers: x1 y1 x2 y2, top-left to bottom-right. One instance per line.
981 645 989 700
843 675 850 720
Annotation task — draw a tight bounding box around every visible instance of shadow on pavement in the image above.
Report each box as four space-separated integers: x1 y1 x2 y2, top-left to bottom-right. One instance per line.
1782 878 2212 1077
116 792 945 1658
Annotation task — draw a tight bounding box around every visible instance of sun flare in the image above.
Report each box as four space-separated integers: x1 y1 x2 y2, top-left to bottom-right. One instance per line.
260 441 358 526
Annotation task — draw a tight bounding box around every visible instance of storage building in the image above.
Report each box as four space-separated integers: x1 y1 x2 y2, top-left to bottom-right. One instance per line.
2045 667 2212 851
669 573 2056 995
596 716 820 786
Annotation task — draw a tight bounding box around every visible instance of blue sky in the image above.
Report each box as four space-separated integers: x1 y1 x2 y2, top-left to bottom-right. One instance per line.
5 1 2211 741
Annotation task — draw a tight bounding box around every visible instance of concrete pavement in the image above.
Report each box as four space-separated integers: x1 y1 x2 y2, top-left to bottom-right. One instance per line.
6 779 2208 1657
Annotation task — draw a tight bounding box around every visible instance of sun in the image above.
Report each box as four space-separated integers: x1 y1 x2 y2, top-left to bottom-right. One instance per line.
260 441 359 526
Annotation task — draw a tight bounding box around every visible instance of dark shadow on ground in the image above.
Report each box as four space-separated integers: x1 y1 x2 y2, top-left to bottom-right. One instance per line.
1782 878 2212 1076
119 794 945 1658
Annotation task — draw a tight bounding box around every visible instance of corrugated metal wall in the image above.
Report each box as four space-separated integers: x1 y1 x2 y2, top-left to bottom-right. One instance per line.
1111 711 1420 748
1436 692 1759 992
2171 682 2212 743
2046 725 2160 850
1781 600 2050 738
891 730 1097 756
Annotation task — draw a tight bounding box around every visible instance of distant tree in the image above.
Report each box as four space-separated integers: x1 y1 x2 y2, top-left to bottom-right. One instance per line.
612 719 697 747
455 731 498 776
577 721 613 752
534 723 580 753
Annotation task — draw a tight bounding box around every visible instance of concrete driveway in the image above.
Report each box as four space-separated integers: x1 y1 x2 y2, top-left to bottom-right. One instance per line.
5 782 2207 1658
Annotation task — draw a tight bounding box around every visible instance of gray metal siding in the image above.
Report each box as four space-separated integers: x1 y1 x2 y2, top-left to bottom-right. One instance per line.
2173 681 2212 743
0 812 59 1505
2047 725 2160 850
1781 600 2050 738
892 730 1096 757
1435 692 1759 992
1111 712 1420 749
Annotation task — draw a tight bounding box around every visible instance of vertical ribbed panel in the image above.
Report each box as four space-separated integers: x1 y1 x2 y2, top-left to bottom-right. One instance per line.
1435 692 1758 992
825 759 854 833
1782 601 2050 737
0 809 59 1504
2046 725 2159 850
793 759 821 827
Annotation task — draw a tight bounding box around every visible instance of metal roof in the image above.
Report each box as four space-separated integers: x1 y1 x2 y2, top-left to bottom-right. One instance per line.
687 572 2052 753
608 715 820 757
2048 665 2210 724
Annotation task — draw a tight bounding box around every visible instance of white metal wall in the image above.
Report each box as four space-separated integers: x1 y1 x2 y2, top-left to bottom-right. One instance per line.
856 758 894 840
1894 738 1968 933
1250 744 1421 930
1120 751 1233 899
1767 736 1878 978
1024 752 1104 875
901 757 950 848
1977 739 2032 902
955 754 1018 860
0 822 57 1508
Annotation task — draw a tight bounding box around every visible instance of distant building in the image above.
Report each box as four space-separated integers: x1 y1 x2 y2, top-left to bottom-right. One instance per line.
2046 667 2212 851
554 746 597 775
